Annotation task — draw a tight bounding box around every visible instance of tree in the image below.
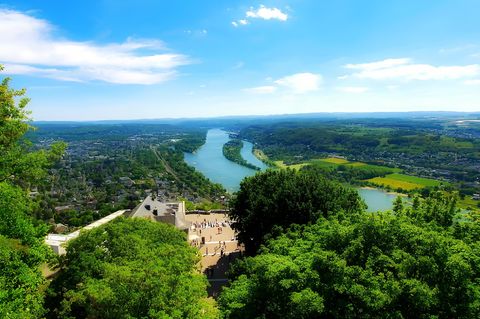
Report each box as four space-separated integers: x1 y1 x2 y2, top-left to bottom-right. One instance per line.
405 191 459 228
229 169 365 254
219 211 480 319
0 65 65 317
0 66 65 189
47 217 219 319
392 196 404 213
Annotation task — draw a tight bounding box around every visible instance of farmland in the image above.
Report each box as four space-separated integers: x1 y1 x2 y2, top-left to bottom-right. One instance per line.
274 156 444 192
367 173 445 190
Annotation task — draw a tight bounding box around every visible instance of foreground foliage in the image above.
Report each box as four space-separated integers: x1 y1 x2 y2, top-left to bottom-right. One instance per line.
0 66 64 318
47 217 219 319
220 193 480 319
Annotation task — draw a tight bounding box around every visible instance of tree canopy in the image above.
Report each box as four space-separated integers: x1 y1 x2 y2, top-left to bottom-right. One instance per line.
219 194 480 319
229 169 365 254
47 217 219 319
0 65 65 318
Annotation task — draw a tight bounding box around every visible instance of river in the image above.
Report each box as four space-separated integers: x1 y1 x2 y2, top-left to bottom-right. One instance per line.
184 129 260 192
184 129 396 212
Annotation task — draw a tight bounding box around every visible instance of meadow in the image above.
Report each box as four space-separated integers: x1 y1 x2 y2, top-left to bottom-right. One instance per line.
367 173 444 191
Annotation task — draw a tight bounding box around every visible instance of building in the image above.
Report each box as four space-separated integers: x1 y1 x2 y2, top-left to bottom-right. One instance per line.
129 195 190 232
45 210 128 255
46 197 189 255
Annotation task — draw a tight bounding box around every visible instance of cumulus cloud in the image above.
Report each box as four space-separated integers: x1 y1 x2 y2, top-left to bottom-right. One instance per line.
246 5 288 21
232 5 288 27
0 9 190 84
337 86 369 93
274 73 321 94
342 58 480 81
243 85 277 94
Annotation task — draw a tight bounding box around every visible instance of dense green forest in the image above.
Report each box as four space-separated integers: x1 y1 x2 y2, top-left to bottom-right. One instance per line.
221 169 480 319
46 217 218 318
222 139 260 170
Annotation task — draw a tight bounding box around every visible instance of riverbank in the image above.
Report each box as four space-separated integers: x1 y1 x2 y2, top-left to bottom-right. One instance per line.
359 186 408 198
222 139 260 170
253 148 276 167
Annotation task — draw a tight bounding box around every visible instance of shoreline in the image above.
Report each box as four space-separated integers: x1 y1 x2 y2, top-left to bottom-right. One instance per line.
359 186 408 197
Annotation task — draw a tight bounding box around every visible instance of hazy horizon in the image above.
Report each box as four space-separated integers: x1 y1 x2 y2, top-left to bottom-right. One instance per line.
30 110 480 123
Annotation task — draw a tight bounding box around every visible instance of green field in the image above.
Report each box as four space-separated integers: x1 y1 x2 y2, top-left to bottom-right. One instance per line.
318 157 400 171
277 157 401 175
458 196 480 211
367 173 444 191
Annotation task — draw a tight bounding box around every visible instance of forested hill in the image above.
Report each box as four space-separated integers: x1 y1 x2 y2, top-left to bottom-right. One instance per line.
238 120 480 187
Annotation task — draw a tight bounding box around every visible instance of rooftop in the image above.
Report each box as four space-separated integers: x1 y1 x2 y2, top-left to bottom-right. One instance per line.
130 196 189 230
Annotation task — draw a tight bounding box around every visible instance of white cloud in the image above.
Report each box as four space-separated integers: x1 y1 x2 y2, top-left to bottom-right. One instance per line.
274 73 321 94
232 5 288 27
246 5 288 21
243 85 277 94
342 58 480 81
231 19 249 27
0 9 191 84
337 86 369 93
345 58 411 71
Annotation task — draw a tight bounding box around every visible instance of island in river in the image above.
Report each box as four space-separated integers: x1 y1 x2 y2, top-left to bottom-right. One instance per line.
184 129 397 212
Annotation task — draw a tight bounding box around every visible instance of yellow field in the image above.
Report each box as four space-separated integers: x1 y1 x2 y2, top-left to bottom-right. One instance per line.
273 161 308 170
320 157 349 164
367 176 422 191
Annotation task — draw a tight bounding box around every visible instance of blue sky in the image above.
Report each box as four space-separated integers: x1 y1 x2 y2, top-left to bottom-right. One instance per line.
1 0 480 120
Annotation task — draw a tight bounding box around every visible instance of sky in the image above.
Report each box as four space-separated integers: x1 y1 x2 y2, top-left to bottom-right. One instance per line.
1 0 480 120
